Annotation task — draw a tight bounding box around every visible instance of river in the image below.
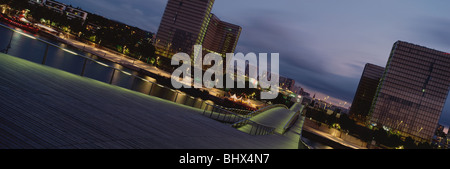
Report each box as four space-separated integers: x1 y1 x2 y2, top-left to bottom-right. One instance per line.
0 22 196 106
0 22 335 149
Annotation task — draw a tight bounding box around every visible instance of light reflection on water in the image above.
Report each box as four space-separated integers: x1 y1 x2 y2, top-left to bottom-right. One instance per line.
301 137 333 149
1 23 334 148
0 23 211 111
0 24 147 89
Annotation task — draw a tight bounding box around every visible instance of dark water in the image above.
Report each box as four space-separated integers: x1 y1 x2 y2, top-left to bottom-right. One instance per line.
0 23 211 111
301 137 333 149
0 23 152 90
0 23 338 148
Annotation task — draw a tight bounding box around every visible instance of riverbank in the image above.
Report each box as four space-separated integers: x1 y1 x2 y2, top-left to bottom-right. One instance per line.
1 20 333 149
0 18 269 112
301 129 351 149
37 24 268 110
302 118 368 149
0 52 304 149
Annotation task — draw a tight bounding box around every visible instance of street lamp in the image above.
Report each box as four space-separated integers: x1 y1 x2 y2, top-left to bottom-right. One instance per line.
0 31 13 54
166 43 172 58
416 127 423 138
396 120 403 129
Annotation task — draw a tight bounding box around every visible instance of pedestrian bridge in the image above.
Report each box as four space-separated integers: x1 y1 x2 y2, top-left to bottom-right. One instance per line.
0 53 307 149
236 103 305 135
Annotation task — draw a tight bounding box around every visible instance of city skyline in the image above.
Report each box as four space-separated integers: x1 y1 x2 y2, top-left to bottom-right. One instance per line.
55 0 450 125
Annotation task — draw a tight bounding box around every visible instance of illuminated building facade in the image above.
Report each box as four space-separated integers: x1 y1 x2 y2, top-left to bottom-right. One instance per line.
202 13 241 57
349 63 385 123
279 76 295 91
155 0 241 64
369 41 450 142
28 0 88 22
155 0 215 58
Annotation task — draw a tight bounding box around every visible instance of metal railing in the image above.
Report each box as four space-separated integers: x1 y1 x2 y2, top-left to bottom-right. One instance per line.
281 104 305 134
0 23 211 111
1 23 276 136
231 118 275 135
213 105 254 118
201 103 276 135
202 103 248 124
282 111 301 134
247 104 289 117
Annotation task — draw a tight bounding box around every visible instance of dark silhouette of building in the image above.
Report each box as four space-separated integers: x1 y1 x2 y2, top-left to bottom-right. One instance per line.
349 63 384 124
279 76 295 91
369 41 450 142
432 124 448 148
299 88 310 97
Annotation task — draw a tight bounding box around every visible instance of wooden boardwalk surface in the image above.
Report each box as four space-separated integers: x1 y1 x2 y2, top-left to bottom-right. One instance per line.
0 53 302 149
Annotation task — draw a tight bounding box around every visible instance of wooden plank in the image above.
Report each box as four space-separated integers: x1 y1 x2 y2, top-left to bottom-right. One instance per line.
0 53 304 149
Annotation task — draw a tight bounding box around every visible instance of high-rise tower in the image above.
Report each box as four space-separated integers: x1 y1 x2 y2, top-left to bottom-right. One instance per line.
349 63 385 123
369 41 450 142
155 0 215 58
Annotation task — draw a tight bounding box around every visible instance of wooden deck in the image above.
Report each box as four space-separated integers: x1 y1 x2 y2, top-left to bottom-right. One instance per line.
0 53 302 149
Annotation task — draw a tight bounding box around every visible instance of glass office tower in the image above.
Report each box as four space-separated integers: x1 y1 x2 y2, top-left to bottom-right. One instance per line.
349 63 385 124
202 14 242 56
369 41 450 142
155 0 215 58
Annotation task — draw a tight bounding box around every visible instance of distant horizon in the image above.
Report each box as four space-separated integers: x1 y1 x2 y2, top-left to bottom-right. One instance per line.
55 0 450 126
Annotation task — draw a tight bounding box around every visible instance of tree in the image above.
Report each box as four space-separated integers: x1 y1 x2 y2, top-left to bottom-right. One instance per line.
68 18 84 34
386 134 402 147
269 93 293 107
5 0 30 10
404 137 416 149
326 112 337 126
137 42 156 62
339 113 355 131
417 142 432 149
358 127 374 142
374 128 388 146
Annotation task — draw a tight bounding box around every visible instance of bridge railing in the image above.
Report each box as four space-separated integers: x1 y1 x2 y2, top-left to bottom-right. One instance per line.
214 105 253 118
247 104 289 118
281 104 307 134
201 103 275 136
201 103 248 124
1 23 276 136
0 23 212 111
231 118 275 135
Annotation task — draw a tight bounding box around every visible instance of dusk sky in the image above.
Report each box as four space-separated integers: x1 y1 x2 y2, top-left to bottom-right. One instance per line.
57 0 450 125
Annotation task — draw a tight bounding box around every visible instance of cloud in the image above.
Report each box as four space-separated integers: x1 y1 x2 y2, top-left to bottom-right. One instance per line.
411 16 450 124
52 0 450 125
280 61 360 102
56 0 365 104
227 12 363 103
234 15 329 74
411 17 450 52
58 0 166 32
